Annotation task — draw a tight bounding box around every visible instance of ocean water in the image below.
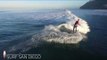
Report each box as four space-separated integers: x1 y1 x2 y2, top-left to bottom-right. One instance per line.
0 9 107 60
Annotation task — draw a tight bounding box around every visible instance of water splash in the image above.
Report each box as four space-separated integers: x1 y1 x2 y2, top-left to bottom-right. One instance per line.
8 9 90 52
32 9 90 44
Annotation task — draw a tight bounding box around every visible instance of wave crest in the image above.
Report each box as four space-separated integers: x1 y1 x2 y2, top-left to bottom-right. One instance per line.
32 10 90 44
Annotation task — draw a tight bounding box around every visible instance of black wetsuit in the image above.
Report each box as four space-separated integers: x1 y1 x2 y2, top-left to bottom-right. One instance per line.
73 20 79 32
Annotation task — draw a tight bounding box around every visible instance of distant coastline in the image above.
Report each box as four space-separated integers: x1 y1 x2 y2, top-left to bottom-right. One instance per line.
80 0 107 9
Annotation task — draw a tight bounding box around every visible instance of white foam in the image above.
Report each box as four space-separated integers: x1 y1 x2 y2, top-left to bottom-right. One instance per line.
8 10 90 52
32 9 90 44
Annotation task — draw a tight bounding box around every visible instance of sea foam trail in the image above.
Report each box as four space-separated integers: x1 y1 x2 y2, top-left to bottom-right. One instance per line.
32 10 90 44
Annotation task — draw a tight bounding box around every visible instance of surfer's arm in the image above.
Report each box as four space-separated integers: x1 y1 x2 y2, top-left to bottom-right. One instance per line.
78 23 81 26
78 22 81 26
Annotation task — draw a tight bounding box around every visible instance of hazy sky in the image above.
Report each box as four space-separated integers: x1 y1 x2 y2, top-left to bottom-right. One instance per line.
0 0 89 10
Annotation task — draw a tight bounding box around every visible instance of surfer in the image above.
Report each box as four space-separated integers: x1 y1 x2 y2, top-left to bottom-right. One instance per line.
73 19 80 32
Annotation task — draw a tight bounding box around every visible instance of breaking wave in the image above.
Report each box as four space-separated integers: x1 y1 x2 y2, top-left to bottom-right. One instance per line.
32 10 90 44
8 9 90 52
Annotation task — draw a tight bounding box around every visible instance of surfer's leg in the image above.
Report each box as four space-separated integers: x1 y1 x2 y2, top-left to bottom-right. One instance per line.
73 26 75 32
75 27 77 32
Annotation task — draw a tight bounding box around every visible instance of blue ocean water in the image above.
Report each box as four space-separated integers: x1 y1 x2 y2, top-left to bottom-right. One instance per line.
0 9 107 60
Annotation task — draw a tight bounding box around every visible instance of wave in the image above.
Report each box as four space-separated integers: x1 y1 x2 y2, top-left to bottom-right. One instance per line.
32 10 90 44
8 9 90 52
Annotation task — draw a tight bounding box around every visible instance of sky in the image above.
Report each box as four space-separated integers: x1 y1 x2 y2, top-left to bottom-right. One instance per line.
0 0 89 10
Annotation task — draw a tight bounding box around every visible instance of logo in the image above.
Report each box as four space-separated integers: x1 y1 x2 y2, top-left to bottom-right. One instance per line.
2 50 41 59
